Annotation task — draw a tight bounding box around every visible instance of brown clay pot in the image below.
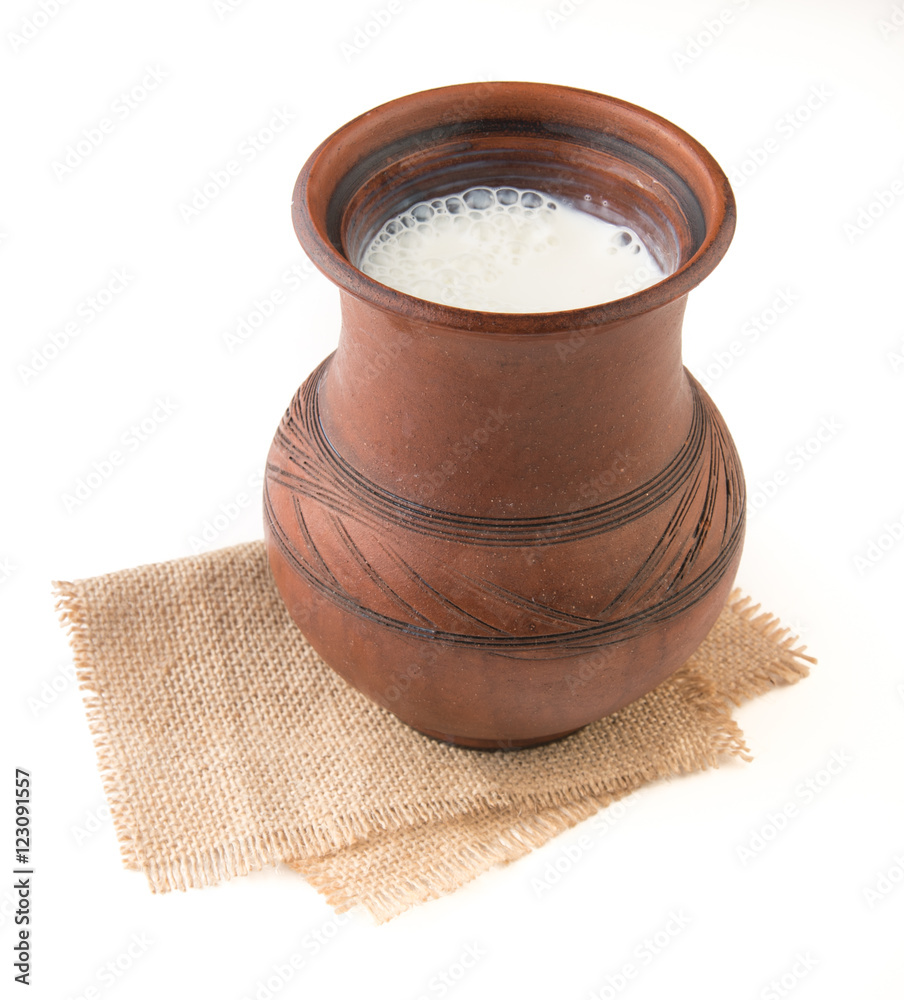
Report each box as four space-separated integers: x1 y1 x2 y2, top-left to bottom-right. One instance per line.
264 82 745 748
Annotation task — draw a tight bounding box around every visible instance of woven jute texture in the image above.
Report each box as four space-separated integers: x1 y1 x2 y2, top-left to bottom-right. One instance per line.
55 541 813 922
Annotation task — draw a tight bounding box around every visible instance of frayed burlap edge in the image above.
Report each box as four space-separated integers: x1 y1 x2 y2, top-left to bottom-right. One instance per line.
287 594 815 922
55 571 813 917
55 580 146 878
290 796 617 922
723 588 815 703
286 665 759 922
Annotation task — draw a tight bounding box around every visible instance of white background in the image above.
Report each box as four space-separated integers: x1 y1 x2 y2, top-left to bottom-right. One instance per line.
3 0 904 997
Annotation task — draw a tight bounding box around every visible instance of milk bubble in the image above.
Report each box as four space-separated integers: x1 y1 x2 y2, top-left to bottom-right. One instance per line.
358 186 667 312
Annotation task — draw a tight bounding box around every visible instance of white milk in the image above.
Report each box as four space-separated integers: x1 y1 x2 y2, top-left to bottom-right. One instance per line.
358 186 666 312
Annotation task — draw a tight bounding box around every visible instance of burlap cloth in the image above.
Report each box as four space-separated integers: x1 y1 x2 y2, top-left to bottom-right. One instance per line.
55 541 813 922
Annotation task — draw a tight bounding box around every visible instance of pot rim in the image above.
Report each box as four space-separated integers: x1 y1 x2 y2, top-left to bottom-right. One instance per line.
292 81 736 335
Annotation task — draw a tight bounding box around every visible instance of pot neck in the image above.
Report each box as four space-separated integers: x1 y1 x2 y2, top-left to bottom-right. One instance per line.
315 292 695 517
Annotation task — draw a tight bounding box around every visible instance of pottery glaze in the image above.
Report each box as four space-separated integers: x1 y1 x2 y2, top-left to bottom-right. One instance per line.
264 82 745 748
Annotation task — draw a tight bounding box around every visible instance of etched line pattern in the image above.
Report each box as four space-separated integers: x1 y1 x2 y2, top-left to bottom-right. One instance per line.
264 360 745 651
267 354 710 546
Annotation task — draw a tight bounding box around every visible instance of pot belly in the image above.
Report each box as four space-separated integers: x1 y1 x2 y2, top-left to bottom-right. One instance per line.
264 362 745 748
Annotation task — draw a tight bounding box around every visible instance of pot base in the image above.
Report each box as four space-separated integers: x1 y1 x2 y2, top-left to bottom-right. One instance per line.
414 724 585 751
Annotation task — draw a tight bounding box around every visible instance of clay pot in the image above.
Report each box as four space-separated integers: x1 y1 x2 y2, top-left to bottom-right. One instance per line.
264 82 745 748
